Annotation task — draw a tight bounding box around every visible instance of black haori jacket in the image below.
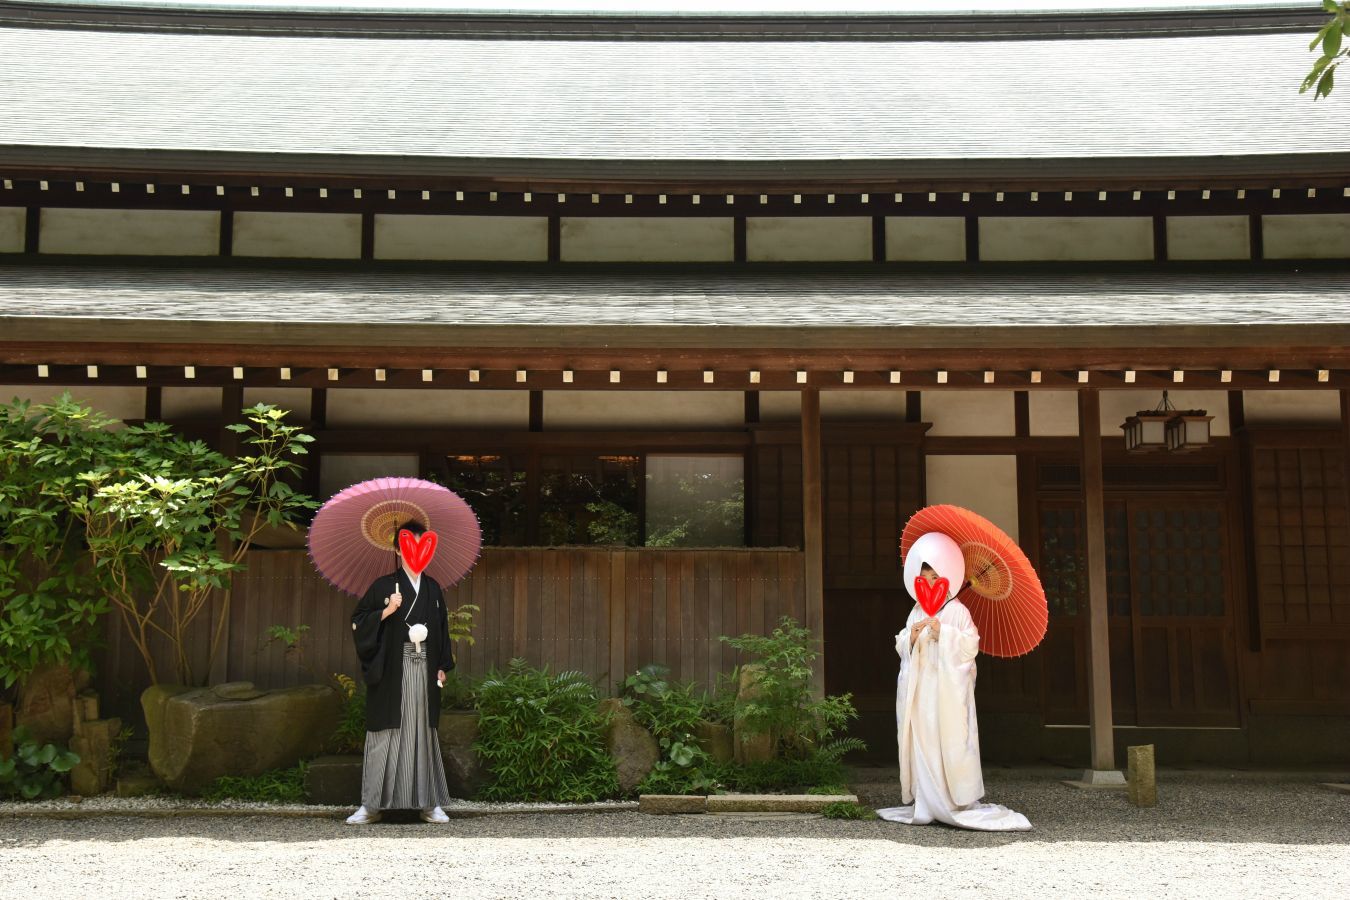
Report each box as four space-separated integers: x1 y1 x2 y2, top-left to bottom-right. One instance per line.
351 569 455 732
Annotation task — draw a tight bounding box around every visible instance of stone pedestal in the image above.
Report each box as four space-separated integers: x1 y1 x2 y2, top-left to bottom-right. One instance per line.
304 755 364 805
16 664 90 746
1127 744 1157 808
68 703 123 797
733 665 774 764
1063 768 1127 790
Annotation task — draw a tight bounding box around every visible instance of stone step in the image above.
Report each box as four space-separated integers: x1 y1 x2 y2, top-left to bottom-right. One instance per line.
640 792 859 814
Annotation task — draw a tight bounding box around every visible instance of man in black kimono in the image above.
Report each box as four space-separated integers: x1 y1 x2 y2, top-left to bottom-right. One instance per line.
347 520 456 824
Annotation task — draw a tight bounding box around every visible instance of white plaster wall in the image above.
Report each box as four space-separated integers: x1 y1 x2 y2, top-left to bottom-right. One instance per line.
561 217 733 262
233 212 361 259
922 391 1015 437
375 214 547 261
1242 390 1342 425
0 207 24 252
162 387 223 421
243 388 312 424
758 391 801 423
884 217 965 262
320 453 419 500
1166 216 1249 260
821 391 906 420
1099 390 1230 437
1028 391 1078 436
1262 214 1350 260
746 217 871 262
925 455 1020 541
0 385 146 422
545 391 743 428
40 208 219 256
979 217 1153 261
327 389 530 428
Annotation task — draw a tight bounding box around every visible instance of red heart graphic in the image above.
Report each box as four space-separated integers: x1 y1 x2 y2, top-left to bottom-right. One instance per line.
398 529 438 576
914 576 950 617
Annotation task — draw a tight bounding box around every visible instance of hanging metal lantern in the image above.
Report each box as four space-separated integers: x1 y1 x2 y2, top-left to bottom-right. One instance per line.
1165 412 1214 452
1123 411 1171 453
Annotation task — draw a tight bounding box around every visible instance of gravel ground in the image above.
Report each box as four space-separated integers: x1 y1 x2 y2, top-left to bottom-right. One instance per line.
1 769 1347 899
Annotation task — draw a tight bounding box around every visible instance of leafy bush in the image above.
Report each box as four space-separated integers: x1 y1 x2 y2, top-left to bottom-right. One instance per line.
439 670 476 712
710 741 858 794
330 673 366 755
474 658 618 803
624 664 717 796
201 762 308 804
0 395 116 690
820 800 877 820
0 726 80 800
806 783 850 796
720 617 863 761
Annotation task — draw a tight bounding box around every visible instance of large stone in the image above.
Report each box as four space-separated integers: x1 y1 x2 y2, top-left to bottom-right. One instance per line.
437 710 486 799
16 664 83 746
304 755 364 806
1127 744 1157 808
694 720 734 765
212 682 264 701
598 698 659 794
733 665 775 765
142 682 340 794
69 716 122 796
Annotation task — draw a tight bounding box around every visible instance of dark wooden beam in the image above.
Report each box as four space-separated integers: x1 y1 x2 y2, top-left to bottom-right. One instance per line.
144 385 162 421
871 216 885 262
529 390 543 432
1077 388 1116 775
733 215 747 263
1014 390 1029 438
23 207 39 254
801 388 825 695
964 215 980 262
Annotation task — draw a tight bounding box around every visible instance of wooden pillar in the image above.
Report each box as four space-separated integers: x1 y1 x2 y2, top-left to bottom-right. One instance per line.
801 388 825 693
210 386 245 686
1078 389 1118 777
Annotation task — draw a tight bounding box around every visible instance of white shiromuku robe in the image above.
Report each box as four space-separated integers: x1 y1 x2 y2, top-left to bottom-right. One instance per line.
876 599 1031 831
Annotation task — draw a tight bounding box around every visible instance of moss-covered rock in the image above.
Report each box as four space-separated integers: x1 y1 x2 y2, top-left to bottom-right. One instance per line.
437 709 485 799
597 698 658 794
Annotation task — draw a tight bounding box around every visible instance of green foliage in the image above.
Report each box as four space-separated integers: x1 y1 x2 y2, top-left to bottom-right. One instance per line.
106 725 135 781
447 602 479 647
710 738 863 794
439 670 476 712
1304 2 1350 98
806 783 850 795
330 673 366 755
0 395 117 690
820 800 877 820
59 401 317 684
645 475 744 548
624 664 717 796
474 658 619 803
0 726 80 800
720 617 862 761
263 624 309 649
201 762 308 804
584 500 639 546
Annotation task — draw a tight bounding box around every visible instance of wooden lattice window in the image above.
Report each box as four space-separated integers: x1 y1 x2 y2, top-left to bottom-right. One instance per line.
1251 444 1350 633
1128 504 1226 617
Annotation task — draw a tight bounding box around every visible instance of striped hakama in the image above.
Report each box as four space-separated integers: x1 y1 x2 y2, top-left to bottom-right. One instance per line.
361 643 452 811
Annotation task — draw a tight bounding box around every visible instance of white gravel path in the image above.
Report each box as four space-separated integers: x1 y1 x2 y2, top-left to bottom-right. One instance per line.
1 770 1346 899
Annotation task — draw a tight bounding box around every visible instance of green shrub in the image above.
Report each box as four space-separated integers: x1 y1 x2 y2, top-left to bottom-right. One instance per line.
0 726 80 800
330 673 366 755
820 800 877 820
720 617 864 761
806 783 850 796
474 658 619 803
624 664 719 796
439 670 476 712
201 762 308 804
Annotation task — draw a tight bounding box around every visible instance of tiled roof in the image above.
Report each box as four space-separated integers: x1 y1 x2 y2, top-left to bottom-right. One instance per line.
0 22 1344 178
2 262 1348 349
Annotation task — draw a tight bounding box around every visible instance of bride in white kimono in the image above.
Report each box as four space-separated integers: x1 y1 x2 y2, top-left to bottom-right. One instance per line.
877 534 1031 832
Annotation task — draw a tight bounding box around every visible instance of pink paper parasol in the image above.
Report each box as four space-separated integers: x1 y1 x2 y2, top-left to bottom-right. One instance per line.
307 476 482 597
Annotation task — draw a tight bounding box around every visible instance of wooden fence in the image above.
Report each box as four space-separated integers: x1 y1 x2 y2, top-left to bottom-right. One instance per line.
97 547 806 722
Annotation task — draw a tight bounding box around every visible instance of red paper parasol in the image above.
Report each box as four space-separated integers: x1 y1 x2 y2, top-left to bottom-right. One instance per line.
307 477 482 597
900 505 1048 658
